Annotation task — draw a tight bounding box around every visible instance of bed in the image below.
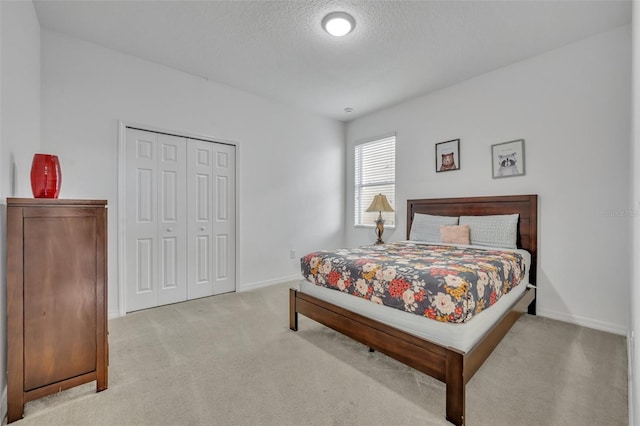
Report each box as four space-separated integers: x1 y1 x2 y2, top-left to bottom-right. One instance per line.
289 194 537 426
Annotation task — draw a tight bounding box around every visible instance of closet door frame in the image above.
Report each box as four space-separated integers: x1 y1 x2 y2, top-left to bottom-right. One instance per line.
117 121 239 316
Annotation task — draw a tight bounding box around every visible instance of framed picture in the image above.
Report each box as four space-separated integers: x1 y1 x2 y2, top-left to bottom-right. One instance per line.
435 139 460 172
492 139 525 178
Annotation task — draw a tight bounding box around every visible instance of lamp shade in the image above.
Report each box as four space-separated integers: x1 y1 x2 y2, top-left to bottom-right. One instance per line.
366 194 394 213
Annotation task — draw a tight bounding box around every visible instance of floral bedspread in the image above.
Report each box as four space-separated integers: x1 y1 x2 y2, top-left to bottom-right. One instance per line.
300 241 526 324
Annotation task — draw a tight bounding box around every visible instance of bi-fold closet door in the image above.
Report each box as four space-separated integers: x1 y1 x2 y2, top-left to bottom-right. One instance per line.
125 128 236 312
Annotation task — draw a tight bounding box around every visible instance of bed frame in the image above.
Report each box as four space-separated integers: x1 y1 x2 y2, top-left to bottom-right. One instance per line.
289 194 537 425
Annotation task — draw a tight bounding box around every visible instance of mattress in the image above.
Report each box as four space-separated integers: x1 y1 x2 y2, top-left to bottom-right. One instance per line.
298 242 531 352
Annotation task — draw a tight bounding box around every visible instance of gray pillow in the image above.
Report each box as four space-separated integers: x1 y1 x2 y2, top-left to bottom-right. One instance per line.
409 213 459 242
458 214 519 249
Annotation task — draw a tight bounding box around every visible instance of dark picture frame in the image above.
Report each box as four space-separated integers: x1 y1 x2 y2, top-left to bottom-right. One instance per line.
435 139 460 172
492 139 525 178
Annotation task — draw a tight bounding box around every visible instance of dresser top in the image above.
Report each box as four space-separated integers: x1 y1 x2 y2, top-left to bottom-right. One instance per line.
7 198 107 206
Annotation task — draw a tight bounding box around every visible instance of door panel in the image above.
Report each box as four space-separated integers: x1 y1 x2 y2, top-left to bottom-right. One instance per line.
125 129 187 311
187 140 215 299
126 128 159 311
216 175 228 221
157 134 187 305
136 168 153 222
212 144 236 295
161 236 178 289
216 235 228 280
196 235 210 283
136 238 153 293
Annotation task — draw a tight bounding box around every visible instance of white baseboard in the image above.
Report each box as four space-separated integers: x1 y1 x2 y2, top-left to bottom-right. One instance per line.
108 276 302 318
537 308 627 336
239 275 301 292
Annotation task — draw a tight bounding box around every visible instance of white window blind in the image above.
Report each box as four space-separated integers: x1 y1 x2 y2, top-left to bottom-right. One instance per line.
354 135 396 227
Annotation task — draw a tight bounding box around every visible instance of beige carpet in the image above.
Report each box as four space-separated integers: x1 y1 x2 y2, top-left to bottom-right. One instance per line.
15 282 627 426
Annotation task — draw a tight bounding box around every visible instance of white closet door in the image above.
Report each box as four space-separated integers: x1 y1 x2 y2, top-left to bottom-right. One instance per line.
125 128 158 312
187 140 215 299
157 134 187 305
211 143 236 295
187 140 236 297
125 128 187 312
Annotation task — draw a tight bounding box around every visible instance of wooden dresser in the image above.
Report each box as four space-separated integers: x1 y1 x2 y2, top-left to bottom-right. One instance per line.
6 198 108 422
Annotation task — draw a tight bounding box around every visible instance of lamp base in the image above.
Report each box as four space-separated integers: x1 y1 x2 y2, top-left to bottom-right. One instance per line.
374 214 385 245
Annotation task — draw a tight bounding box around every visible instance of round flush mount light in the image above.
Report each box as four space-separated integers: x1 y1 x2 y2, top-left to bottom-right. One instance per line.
322 12 355 37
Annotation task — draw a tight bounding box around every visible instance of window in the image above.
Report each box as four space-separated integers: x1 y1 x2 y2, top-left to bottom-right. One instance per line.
354 135 396 227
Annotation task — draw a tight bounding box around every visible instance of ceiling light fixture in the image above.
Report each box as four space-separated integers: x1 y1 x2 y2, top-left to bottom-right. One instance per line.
322 12 355 37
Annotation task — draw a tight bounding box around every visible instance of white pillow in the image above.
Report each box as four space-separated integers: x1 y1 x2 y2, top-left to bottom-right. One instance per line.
458 214 519 249
409 213 459 242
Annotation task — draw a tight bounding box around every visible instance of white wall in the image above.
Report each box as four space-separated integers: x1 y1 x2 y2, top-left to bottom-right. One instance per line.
0 0 42 421
629 2 639 425
346 26 631 335
40 30 345 317
1 1 41 198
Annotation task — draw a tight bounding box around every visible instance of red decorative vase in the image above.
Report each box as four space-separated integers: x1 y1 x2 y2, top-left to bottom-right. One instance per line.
30 154 61 198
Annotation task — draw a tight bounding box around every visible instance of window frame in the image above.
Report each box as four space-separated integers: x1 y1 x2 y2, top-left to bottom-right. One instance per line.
353 133 396 229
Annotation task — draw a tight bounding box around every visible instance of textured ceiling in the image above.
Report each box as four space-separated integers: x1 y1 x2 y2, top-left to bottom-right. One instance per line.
33 0 631 122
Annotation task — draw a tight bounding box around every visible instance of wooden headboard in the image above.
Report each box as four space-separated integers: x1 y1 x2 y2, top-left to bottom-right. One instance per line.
406 195 538 285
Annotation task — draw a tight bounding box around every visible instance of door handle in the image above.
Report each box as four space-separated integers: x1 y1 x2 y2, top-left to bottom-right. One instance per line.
166 228 173 232
200 227 206 231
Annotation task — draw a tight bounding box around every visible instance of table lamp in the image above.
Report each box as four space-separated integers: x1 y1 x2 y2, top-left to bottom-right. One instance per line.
366 193 395 245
